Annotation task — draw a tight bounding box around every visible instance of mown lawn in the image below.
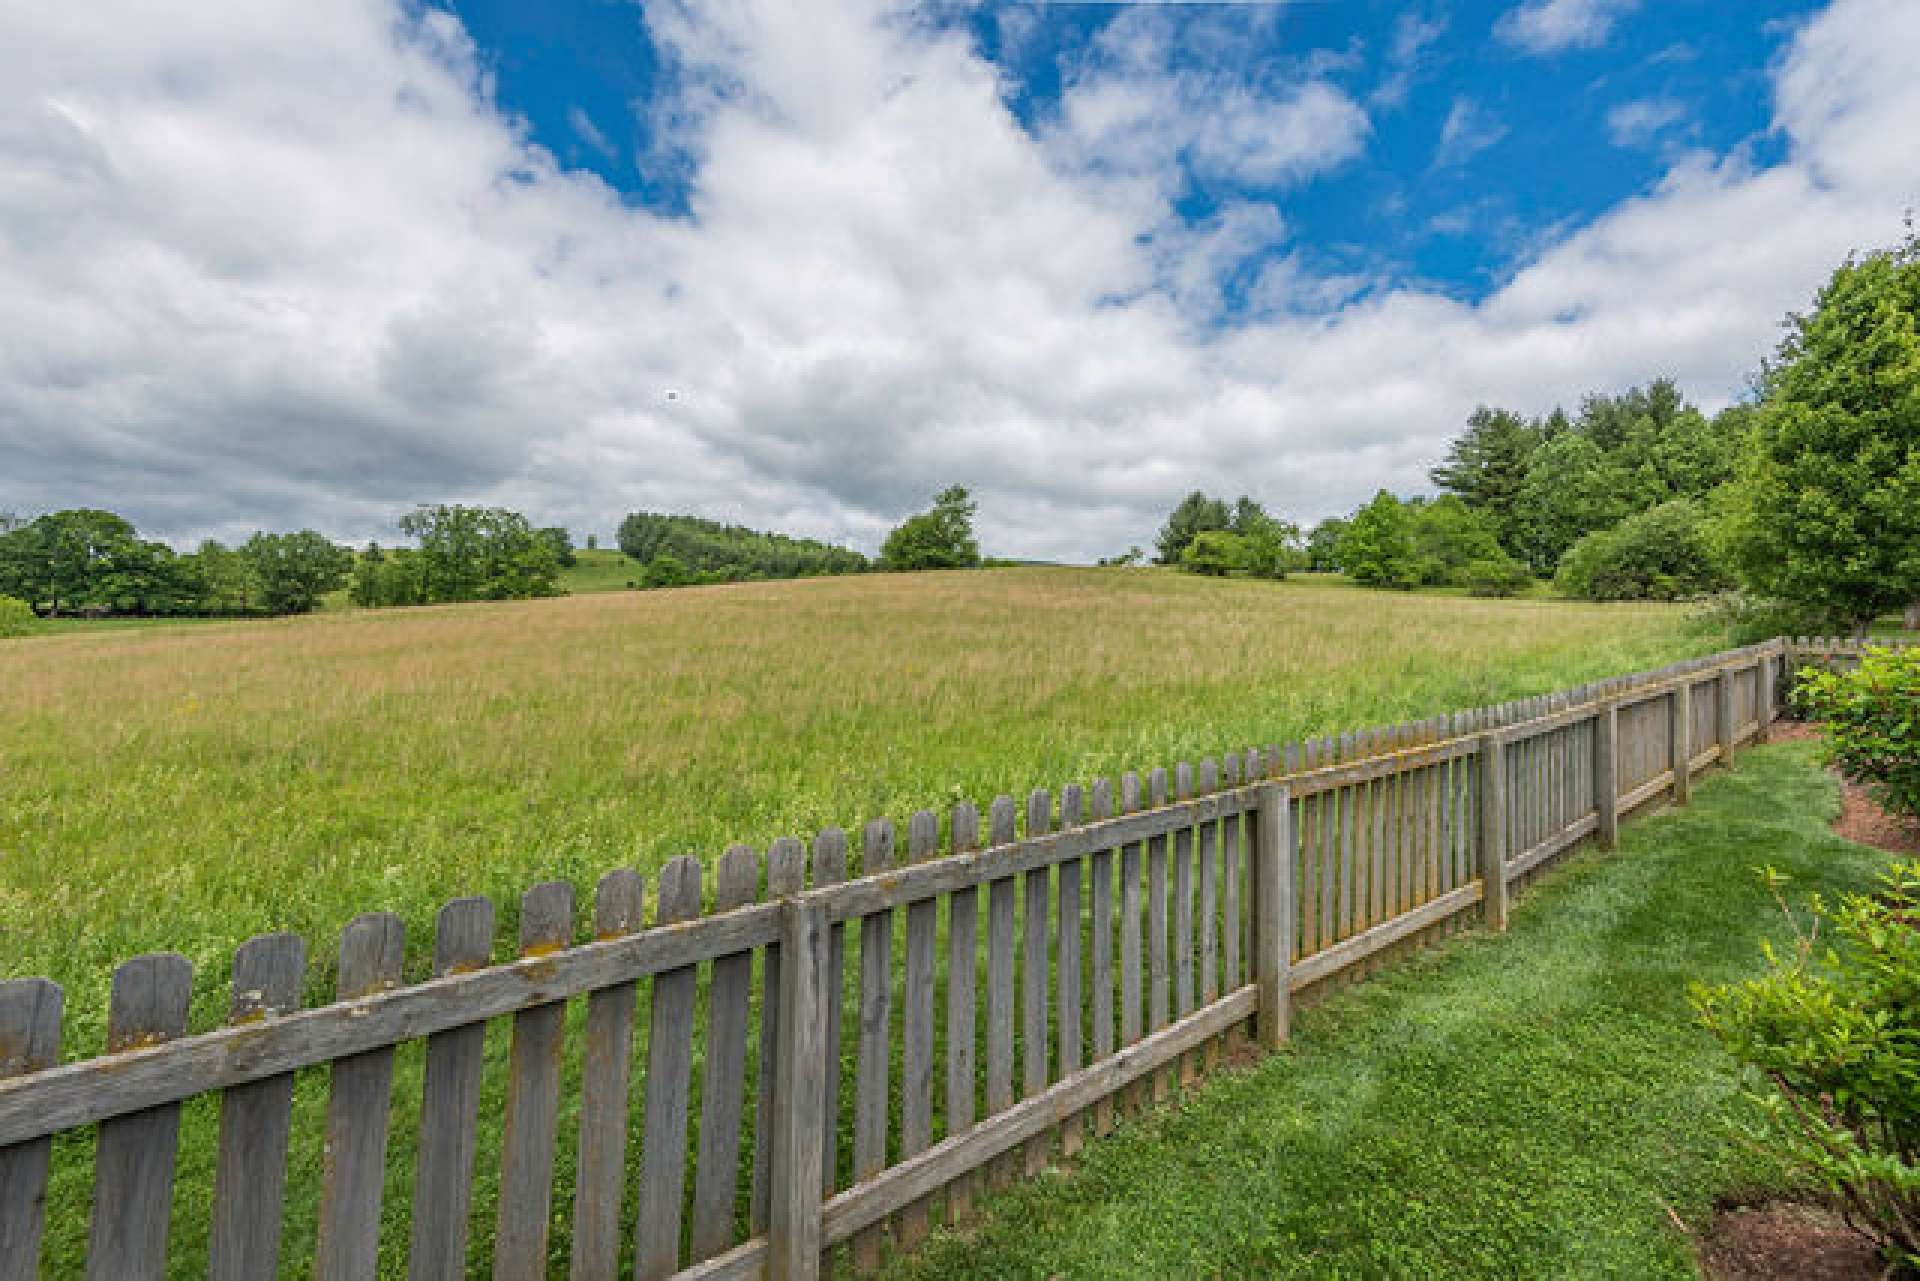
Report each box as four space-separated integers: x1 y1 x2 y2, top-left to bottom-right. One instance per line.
882 740 1891 1280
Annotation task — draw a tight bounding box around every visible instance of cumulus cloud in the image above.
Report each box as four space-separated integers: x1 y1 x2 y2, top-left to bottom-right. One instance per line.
1496 0 1640 55
1 0 1917 561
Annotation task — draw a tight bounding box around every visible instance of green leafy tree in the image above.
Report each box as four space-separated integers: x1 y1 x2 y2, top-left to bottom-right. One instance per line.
1336 491 1421 589
1723 233 1920 632
616 511 867 579
242 531 351 614
397 505 560 602
1180 530 1246 577
190 540 259 614
1512 432 1636 573
1429 407 1543 555
882 486 981 571
536 527 577 568
641 553 692 588
1305 518 1348 572
1555 500 1729 601
1407 496 1518 587
1154 491 1231 565
1226 497 1299 580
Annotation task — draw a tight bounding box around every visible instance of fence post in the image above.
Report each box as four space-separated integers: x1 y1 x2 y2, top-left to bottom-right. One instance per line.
1671 682 1692 806
1477 734 1509 930
1755 651 1776 744
1717 669 1736 759
769 897 828 1281
1594 704 1618 849
1252 782 1292 1051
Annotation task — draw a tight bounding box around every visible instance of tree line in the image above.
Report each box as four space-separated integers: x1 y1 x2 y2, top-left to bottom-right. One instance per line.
1152 230 1919 631
0 505 574 619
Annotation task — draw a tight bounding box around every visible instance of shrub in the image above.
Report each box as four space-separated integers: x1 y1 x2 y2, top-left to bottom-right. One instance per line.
1554 499 1729 601
1797 645 1920 823
1180 530 1245 577
0 593 36 637
1692 591 1837 646
1462 558 1532 598
1693 863 1920 1273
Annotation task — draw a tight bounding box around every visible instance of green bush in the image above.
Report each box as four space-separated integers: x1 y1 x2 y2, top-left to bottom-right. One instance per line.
0 593 36 637
1461 557 1532 598
1180 530 1245 577
1694 863 1920 1272
1554 499 1729 601
1797 645 1920 823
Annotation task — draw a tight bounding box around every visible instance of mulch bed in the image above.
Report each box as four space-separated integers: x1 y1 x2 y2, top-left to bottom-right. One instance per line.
1697 722 1915 1279
1699 1200 1887 1281
1767 720 1920 856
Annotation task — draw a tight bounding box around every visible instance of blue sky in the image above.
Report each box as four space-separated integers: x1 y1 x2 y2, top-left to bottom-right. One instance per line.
3 0 1915 559
452 1 1817 307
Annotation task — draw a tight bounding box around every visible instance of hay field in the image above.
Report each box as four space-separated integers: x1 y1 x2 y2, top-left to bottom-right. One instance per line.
0 567 1717 1047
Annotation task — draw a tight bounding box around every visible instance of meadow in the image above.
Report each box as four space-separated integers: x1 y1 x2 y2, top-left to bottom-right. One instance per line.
0 567 1723 1052
0 567 1741 1273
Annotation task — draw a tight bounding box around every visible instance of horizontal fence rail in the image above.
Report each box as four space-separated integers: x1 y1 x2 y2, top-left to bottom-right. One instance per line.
0 639 1816 1279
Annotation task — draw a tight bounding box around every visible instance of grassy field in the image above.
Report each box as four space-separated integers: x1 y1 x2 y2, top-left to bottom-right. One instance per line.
882 740 1892 1279
559 546 641 594
0 568 1746 1273
2 568 1722 1049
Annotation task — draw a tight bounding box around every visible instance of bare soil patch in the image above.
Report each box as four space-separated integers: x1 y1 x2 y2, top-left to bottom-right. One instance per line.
1770 721 1920 856
1699 1199 1885 1281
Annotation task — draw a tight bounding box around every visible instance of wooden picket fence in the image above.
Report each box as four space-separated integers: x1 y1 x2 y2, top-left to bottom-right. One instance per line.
0 638 1824 1280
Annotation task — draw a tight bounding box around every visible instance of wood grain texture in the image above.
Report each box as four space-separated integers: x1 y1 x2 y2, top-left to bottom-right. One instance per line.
943 802 981 1223
768 900 829 1281
209 932 306 1281
852 818 895 1269
1147 767 1170 1103
984 795 1017 1188
1253 786 1291 1050
691 848 761 1263
636 857 703 1281
1087 778 1116 1136
87 952 194 1281
314 915 405 1281
411 897 497 1281
752 837 808 1238
1055 784 1085 1155
898 810 940 1247
492 882 576 1281
571 872 644 1281
1021 789 1052 1176
1118 772 1144 1114
811 829 848 1200
0 978 61 1281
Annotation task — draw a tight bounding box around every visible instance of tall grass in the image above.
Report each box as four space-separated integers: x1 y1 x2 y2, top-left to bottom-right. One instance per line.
1 567 1718 1050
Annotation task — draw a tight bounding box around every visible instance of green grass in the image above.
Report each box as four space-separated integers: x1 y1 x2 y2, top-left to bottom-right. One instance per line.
0 570 1735 1274
0 569 1725 1054
881 740 1892 1280
559 547 641 594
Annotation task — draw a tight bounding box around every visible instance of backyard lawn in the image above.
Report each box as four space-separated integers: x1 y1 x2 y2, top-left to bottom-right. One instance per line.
882 739 1892 1279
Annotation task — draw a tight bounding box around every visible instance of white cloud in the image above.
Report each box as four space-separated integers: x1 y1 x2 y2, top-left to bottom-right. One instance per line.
1606 98 1687 147
1435 98 1508 167
0 0 1917 562
567 106 616 160
1496 0 1640 55
1371 12 1446 110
